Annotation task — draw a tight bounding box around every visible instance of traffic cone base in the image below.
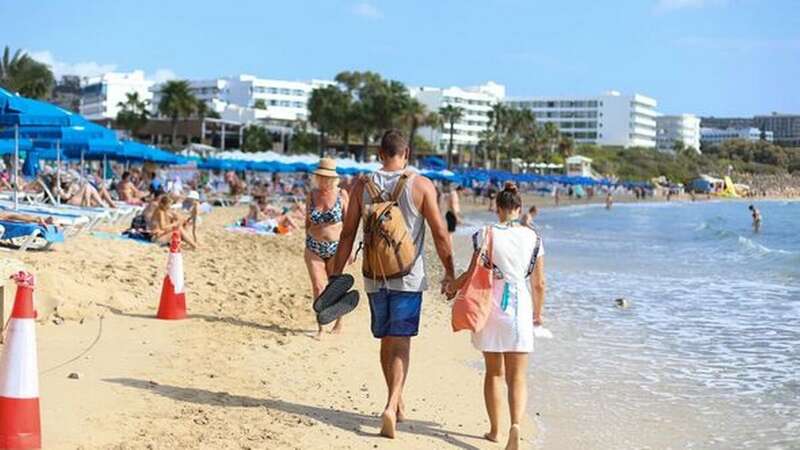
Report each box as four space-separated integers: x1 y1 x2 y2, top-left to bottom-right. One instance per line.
0 272 41 449
157 276 186 320
0 397 41 449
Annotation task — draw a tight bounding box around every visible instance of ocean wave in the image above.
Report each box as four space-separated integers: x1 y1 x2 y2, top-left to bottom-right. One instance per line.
737 236 797 257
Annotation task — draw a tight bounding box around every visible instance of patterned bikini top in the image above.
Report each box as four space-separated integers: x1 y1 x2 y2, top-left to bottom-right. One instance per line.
309 191 343 225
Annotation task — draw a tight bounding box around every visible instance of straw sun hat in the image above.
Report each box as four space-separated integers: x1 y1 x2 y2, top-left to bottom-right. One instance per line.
313 157 339 178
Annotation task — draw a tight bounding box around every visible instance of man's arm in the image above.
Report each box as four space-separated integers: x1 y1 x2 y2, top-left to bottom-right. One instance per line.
417 177 455 286
332 178 363 275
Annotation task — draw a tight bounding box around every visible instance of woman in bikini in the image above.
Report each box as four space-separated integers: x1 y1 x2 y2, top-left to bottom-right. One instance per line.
151 195 198 250
304 157 349 337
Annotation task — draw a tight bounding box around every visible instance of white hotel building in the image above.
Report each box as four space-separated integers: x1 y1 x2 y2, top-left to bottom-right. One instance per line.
151 75 334 129
410 81 506 155
700 127 773 147
79 71 154 120
655 114 701 152
506 91 658 148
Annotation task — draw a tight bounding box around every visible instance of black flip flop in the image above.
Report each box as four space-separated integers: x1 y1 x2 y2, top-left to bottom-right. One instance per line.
313 274 354 313
317 290 360 325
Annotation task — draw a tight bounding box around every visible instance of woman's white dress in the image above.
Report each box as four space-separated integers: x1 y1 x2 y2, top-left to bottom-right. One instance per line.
471 224 544 353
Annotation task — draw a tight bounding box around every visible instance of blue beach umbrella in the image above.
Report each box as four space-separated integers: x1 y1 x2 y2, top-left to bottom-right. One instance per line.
22 150 41 177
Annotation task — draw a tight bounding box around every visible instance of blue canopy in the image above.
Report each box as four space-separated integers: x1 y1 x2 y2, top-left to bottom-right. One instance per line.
0 87 78 127
420 156 446 170
455 168 617 187
0 138 33 154
198 158 248 171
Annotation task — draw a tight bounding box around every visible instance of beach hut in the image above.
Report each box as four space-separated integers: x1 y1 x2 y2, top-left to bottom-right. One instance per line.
565 155 593 177
690 174 724 193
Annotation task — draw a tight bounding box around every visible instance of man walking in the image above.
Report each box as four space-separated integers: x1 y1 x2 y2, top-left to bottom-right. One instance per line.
331 129 454 439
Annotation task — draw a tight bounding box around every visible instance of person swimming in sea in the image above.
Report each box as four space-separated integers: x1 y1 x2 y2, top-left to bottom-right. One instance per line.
749 204 761 233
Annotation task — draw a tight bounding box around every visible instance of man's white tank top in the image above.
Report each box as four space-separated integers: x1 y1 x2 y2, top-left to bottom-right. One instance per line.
362 169 428 293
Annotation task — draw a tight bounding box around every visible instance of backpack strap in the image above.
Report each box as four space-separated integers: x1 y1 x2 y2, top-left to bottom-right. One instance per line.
390 172 411 202
526 234 542 277
361 174 383 203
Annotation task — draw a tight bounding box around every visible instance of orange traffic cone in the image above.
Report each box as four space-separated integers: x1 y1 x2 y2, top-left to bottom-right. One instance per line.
0 272 41 449
157 230 186 320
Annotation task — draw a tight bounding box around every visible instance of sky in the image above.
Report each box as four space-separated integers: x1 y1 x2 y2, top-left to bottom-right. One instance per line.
1 0 798 116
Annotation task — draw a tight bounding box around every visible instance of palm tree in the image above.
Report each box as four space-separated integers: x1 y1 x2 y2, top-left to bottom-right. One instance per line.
487 103 510 169
0 46 55 99
402 99 441 159
558 135 575 158
439 105 464 169
157 80 197 147
116 92 150 138
542 122 561 158
308 85 347 156
334 71 363 157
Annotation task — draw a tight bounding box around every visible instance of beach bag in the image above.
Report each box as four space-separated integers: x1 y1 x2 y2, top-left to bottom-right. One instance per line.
361 173 417 281
452 227 494 332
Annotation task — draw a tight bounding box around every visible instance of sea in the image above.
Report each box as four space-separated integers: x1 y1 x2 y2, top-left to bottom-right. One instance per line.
459 199 799 449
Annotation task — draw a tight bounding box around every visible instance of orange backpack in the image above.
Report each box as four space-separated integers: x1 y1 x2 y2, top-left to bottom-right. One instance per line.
361 173 417 281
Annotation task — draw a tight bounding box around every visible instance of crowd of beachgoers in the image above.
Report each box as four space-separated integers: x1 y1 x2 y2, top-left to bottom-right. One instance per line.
737 173 800 198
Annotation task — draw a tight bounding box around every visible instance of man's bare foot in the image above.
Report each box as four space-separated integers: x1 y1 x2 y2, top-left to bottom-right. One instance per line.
484 431 499 442
380 409 396 439
330 319 343 335
505 424 520 450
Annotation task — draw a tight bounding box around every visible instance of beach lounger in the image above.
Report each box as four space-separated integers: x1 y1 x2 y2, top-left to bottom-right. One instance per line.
35 180 135 226
0 202 93 236
0 221 64 251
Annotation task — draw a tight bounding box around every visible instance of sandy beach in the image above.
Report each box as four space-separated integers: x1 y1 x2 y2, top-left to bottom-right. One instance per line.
1 205 534 450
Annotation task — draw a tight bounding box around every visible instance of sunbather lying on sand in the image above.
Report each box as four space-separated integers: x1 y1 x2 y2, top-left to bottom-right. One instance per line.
241 195 299 234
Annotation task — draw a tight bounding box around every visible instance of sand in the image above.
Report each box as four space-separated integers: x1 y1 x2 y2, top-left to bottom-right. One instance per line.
0 206 534 449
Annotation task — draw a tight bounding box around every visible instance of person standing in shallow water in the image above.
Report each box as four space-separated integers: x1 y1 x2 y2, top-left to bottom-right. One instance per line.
447 182 546 450
521 205 538 229
749 204 762 233
330 129 454 439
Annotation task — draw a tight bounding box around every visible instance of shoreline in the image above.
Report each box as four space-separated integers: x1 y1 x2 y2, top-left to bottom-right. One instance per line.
456 191 799 218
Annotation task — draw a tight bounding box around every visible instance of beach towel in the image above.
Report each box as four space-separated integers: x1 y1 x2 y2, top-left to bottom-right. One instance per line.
0 222 64 251
226 219 286 236
0 222 64 243
225 225 276 236
91 231 154 244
